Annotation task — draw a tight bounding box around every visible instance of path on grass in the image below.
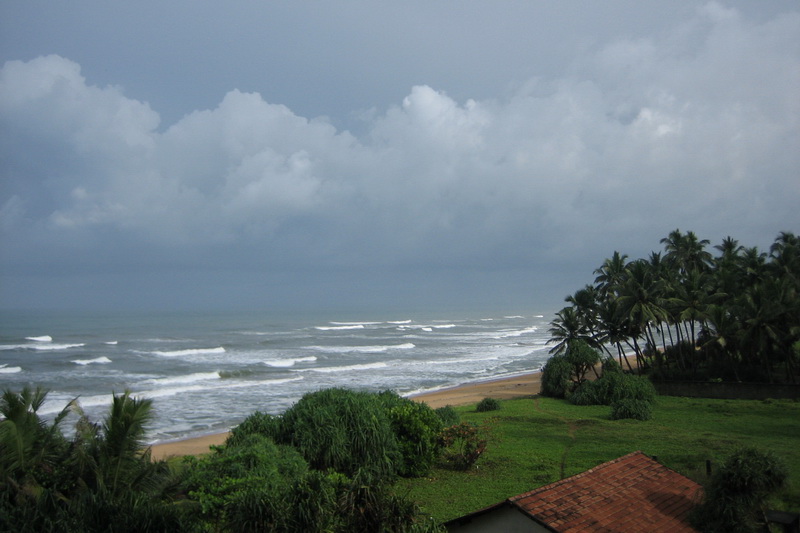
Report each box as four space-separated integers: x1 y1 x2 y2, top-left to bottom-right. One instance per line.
533 397 578 479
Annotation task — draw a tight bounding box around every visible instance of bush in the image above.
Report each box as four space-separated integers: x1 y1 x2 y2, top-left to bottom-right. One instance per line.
227 410 281 446
182 433 309 523
276 388 399 478
541 355 573 398
692 448 788 533
476 397 501 412
565 340 601 385
569 381 600 406
610 399 652 421
439 421 493 470
434 405 460 426
380 393 443 477
569 371 657 407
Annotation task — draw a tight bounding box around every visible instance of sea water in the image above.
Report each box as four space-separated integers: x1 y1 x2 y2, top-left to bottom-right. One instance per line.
0 309 553 444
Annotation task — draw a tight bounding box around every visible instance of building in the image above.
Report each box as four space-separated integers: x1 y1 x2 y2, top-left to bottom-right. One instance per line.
445 451 702 533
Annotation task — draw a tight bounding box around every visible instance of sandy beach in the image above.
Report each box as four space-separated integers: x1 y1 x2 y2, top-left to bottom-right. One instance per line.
150 371 543 460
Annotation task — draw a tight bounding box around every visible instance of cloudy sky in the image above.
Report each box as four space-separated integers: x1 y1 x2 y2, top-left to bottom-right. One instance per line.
1 1 798 314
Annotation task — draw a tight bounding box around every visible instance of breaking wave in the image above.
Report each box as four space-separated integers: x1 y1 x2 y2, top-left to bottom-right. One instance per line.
72 356 112 365
306 343 415 354
151 347 226 357
263 356 317 368
301 362 388 373
314 324 364 331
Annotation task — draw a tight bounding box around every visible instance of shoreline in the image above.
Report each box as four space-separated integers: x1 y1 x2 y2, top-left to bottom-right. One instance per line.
150 370 544 460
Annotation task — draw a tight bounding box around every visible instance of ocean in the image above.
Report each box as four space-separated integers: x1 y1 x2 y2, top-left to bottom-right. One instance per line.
0 309 554 444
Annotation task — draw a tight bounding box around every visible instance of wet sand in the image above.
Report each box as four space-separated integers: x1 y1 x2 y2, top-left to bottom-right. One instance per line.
150 370 543 460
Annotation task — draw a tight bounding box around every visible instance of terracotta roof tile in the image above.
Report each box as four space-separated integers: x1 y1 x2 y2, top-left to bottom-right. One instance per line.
508 451 702 533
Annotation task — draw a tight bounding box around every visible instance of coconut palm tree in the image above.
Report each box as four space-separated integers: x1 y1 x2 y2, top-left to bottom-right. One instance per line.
615 259 667 369
593 251 629 298
547 307 591 355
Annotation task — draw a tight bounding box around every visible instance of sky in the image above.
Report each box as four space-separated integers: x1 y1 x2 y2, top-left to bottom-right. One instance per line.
1 1 798 314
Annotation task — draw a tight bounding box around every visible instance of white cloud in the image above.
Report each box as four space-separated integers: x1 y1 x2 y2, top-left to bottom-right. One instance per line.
1 4 798 282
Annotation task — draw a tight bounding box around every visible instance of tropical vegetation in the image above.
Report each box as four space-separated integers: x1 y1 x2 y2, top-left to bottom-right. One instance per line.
400 396 799 523
548 230 800 383
1 386 448 532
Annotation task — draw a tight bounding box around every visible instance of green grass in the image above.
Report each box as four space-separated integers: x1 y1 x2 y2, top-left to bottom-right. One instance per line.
398 395 800 522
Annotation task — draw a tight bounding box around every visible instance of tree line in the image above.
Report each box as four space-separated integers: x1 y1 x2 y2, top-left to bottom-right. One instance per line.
548 230 799 383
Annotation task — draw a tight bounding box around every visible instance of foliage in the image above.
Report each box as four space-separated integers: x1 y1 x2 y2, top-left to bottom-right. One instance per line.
610 398 652 420
547 230 800 384
439 421 494 470
0 387 184 533
399 396 800 523
476 397 501 412
571 371 657 407
540 354 573 398
382 394 444 477
565 339 601 385
692 447 789 533
434 405 460 426
227 410 281 447
269 388 401 479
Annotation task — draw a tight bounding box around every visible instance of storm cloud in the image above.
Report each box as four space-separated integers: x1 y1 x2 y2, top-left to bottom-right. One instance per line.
1 2 798 311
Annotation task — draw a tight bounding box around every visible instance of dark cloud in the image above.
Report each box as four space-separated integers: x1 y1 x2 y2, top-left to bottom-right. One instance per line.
1 2 798 311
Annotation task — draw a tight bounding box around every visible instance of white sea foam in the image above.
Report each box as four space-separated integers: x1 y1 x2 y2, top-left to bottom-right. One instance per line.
306 343 415 354
72 356 112 365
0 365 22 374
26 335 53 342
104 341 118 345
314 325 364 331
398 324 453 331
329 321 382 326
140 376 303 398
534 315 544 318
0 341 84 351
144 372 221 386
302 362 388 373
32 343 86 351
387 320 411 324
152 347 226 357
504 315 525 319
495 326 538 338
263 356 317 368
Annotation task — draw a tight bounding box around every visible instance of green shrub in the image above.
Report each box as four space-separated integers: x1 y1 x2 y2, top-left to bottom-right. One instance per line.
541 355 573 398
610 399 652 421
570 371 657 407
434 405 460 426
381 394 443 477
476 397 501 412
569 381 600 405
439 421 493 470
227 410 281 446
565 340 601 385
692 448 788 533
277 388 400 478
182 433 309 522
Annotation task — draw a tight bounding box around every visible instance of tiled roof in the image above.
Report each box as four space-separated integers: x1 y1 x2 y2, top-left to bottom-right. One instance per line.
509 451 702 532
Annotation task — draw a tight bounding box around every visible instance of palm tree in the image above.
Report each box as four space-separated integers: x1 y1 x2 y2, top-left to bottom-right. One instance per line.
593 251 629 298
661 229 712 275
615 259 667 369
547 307 590 355
0 386 73 482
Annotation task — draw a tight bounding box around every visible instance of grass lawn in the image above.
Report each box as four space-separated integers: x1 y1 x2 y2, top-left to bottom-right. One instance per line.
398 395 800 523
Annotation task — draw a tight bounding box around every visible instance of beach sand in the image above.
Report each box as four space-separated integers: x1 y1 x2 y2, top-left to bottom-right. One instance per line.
150 371 543 460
